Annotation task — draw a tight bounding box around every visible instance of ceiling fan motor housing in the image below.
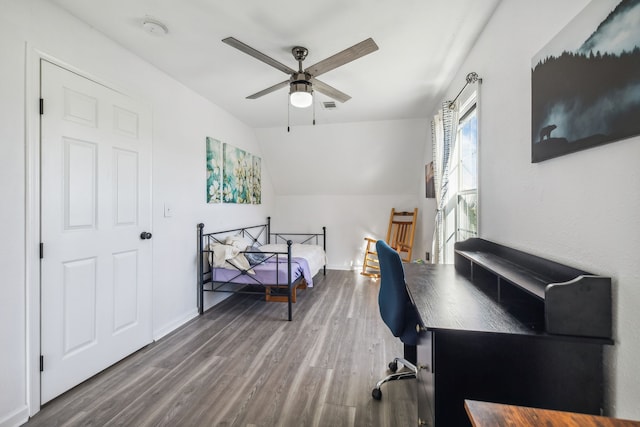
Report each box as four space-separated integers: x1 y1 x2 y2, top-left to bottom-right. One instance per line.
290 72 312 94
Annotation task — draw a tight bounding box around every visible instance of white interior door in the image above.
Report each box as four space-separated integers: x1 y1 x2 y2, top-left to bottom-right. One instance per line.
40 60 153 403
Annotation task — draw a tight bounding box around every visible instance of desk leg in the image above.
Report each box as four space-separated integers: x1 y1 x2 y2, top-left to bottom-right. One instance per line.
417 331 434 426
404 343 417 365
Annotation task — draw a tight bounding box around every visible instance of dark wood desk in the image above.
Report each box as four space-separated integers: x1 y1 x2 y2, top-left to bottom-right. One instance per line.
404 258 611 427
465 399 640 427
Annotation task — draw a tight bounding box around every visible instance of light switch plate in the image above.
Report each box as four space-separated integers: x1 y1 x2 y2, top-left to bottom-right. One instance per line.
164 203 173 217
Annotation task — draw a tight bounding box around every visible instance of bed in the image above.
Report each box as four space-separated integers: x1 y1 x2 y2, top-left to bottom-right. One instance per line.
197 218 326 320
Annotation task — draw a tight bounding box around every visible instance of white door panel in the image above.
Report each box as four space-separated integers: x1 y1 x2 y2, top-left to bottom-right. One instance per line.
113 250 139 333
62 257 97 356
40 60 152 403
114 148 139 226
64 138 97 230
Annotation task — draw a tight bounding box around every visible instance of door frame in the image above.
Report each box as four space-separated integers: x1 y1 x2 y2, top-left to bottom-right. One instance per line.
25 45 153 416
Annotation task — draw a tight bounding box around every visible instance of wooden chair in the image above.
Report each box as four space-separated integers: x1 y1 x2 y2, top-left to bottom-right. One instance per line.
362 208 418 278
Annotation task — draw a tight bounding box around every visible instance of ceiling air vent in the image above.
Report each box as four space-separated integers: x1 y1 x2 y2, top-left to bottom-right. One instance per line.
322 101 337 110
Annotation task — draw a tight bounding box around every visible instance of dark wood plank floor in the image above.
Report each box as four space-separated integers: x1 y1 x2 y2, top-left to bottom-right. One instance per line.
25 270 416 427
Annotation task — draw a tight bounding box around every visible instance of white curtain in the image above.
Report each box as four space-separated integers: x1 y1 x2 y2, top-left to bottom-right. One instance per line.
431 101 459 264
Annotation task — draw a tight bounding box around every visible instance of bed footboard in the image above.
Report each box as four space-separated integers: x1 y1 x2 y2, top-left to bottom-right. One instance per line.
270 226 327 276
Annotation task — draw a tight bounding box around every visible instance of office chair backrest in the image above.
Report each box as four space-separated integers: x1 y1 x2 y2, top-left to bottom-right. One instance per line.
376 240 418 346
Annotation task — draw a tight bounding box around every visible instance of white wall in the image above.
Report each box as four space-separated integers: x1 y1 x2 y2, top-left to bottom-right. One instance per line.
256 119 433 270
0 2 28 422
0 1 274 425
439 0 640 418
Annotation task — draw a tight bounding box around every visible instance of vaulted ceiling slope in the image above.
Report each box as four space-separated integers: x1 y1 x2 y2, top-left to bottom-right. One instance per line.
48 0 501 128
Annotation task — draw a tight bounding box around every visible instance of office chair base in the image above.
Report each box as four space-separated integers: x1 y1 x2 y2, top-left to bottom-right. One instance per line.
371 357 417 400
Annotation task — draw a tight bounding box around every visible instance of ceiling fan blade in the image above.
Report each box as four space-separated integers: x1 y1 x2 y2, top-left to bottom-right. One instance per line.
222 37 296 75
311 78 351 103
246 80 290 99
305 38 379 78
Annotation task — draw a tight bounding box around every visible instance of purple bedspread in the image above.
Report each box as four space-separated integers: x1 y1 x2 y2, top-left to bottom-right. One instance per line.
211 257 314 287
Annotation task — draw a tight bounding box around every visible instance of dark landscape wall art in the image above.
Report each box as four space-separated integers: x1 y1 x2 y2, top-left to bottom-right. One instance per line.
531 0 640 162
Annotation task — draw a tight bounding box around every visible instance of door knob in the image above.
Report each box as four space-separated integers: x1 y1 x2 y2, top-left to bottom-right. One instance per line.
140 232 152 240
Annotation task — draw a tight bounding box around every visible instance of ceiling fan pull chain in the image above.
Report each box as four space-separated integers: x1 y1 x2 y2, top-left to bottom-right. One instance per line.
313 96 316 126
287 96 290 133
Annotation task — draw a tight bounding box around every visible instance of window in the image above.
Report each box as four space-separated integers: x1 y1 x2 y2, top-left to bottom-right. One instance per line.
443 92 478 262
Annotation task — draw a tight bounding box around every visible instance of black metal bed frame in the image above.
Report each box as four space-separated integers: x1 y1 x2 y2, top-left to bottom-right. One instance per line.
197 217 326 321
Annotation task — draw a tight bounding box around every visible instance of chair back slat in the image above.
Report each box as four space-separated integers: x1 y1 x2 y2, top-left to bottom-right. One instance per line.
385 208 418 262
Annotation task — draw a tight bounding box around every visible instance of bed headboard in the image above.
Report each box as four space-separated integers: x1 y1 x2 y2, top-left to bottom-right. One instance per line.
197 217 327 251
197 217 271 248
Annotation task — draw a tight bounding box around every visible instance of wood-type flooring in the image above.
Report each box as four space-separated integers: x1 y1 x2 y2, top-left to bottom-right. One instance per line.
25 269 416 427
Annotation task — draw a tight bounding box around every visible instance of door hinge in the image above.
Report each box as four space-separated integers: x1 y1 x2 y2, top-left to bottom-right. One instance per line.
40 243 44 259
40 355 44 372
39 98 44 115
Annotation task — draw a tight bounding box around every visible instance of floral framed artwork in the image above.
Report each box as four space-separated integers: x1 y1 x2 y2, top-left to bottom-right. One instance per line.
206 137 222 203
206 138 261 205
531 0 640 163
223 143 252 204
252 155 262 204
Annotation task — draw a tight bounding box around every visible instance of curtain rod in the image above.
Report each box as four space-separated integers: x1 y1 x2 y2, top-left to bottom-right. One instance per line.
447 72 481 110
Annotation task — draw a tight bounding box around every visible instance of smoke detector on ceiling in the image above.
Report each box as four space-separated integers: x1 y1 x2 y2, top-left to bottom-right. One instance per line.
142 18 168 36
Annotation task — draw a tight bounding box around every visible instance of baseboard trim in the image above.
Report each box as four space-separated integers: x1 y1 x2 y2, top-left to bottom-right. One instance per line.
0 405 29 427
153 308 199 341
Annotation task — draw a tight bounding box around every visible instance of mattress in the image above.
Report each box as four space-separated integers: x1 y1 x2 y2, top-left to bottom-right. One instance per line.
259 243 326 277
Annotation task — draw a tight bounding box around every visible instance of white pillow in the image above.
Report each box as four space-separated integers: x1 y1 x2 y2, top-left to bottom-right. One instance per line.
224 235 253 250
207 243 255 275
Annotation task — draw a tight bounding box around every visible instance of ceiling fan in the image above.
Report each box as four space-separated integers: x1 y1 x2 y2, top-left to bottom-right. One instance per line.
222 37 379 109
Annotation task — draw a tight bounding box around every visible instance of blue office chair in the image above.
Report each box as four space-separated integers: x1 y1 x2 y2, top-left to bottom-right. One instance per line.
371 239 420 400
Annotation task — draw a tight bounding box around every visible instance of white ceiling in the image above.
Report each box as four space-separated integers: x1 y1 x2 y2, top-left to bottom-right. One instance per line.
48 0 500 129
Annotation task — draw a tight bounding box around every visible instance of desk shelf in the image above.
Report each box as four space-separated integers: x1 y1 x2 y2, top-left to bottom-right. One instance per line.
454 238 612 340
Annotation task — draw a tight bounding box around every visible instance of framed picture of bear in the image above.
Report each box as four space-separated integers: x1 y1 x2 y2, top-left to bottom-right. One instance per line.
531 0 640 163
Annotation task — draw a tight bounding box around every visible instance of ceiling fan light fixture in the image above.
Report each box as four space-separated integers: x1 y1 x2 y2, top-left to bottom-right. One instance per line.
289 81 313 108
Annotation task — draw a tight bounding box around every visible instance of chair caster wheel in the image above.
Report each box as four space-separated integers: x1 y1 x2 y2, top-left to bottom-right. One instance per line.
372 388 382 400
388 361 398 372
